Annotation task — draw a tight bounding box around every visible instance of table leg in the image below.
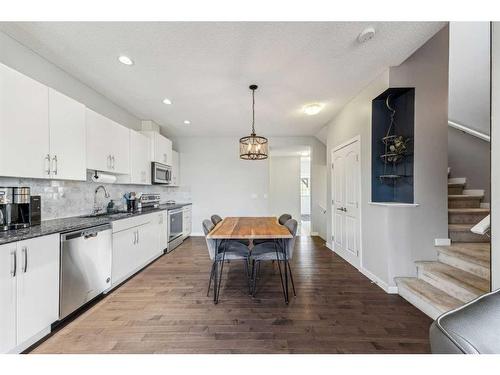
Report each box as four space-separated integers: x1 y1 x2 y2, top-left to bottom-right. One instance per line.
215 239 228 304
274 241 287 303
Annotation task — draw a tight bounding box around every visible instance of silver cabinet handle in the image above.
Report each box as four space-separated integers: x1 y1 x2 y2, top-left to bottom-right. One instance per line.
44 154 51 175
136 230 139 244
52 155 58 176
112 155 115 170
107 155 111 169
133 230 136 244
22 246 28 273
10 250 16 277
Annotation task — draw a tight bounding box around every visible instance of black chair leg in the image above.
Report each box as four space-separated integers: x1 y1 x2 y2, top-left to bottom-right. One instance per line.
287 261 296 297
207 262 215 297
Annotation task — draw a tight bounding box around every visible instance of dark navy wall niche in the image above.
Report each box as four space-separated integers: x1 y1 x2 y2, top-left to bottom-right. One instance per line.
371 87 415 203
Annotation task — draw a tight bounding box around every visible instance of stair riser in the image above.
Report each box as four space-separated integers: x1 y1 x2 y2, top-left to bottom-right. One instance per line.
448 199 482 209
448 186 464 195
448 212 489 224
397 285 443 320
437 252 490 280
449 231 490 243
417 266 479 303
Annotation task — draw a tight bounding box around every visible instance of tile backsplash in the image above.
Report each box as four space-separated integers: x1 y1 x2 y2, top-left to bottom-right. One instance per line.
0 174 191 221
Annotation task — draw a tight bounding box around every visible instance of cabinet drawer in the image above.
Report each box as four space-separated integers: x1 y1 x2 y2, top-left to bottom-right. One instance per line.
112 213 155 233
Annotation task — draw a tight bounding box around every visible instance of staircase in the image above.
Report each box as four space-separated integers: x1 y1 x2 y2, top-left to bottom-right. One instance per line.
395 174 491 320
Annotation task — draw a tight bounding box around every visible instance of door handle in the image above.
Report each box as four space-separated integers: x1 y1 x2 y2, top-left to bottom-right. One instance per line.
336 207 344 211
44 154 51 175
10 250 16 277
22 246 28 273
52 155 58 176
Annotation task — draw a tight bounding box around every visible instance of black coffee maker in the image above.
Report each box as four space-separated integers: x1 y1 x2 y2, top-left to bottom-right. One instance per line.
0 187 35 231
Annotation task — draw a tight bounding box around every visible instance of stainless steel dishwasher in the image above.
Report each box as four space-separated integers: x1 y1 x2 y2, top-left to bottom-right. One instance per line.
60 223 112 319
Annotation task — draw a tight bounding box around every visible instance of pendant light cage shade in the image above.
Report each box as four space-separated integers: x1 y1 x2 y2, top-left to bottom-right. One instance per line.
239 134 269 160
239 84 268 160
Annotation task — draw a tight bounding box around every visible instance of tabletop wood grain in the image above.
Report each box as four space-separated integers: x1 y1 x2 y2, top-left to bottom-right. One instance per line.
207 217 292 239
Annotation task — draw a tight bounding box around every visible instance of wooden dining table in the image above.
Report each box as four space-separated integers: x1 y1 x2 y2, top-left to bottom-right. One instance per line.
207 217 293 304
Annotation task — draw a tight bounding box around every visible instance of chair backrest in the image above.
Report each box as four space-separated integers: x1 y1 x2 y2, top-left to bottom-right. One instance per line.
202 219 217 260
278 213 292 225
211 214 223 225
283 218 298 259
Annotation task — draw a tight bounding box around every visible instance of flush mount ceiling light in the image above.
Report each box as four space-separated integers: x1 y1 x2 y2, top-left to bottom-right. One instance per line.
357 27 376 43
118 55 134 66
183 120 191 125
162 98 172 105
239 84 268 160
303 103 324 116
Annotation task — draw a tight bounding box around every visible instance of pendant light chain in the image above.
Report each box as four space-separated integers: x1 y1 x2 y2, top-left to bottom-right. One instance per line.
251 87 256 135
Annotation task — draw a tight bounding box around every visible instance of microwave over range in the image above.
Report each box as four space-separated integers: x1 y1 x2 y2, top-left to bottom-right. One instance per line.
151 162 172 185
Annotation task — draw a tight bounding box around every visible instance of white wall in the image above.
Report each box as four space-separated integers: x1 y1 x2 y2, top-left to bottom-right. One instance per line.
176 136 327 237
326 27 449 291
491 23 500 290
269 156 301 221
0 31 141 130
449 22 491 135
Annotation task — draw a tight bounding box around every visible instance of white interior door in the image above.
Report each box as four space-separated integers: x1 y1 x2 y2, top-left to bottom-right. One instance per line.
331 138 361 268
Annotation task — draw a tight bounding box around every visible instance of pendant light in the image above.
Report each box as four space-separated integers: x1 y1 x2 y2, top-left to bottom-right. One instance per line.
239 84 268 160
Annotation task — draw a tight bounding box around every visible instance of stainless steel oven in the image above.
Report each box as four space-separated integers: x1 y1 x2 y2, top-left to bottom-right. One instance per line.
167 208 183 251
151 162 172 184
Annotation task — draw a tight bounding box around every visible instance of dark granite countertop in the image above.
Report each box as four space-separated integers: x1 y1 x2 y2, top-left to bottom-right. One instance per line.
0 202 191 246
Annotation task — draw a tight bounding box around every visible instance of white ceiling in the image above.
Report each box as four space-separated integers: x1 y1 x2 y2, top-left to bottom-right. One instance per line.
0 22 445 137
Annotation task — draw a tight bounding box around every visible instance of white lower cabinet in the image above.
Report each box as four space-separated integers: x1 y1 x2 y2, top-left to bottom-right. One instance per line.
0 234 59 353
182 206 192 239
0 242 17 353
111 213 163 288
159 211 168 251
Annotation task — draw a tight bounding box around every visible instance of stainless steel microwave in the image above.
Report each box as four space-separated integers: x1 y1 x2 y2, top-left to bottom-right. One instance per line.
151 162 172 184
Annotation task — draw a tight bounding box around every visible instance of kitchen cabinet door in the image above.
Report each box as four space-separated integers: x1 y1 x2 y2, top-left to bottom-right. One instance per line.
130 130 151 184
159 212 169 252
171 150 180 186
86 108 114 172
109 120 130 175
138 219 161 263
182 206 192 238
154 133 173 165
16 234 59 345
112 228 138 286
0 63 50 179
49 89 86 181
0 243 17 353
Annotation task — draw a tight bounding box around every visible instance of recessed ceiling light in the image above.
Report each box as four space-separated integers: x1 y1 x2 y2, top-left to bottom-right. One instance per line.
303 103 324 116
162 98 172 105
118 55 134 66
183 120 191 125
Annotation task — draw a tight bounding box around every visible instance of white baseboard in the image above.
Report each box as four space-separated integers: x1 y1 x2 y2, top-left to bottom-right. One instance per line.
434 238 451 246
480 202 490 209
311 231 319 236
8 326 51 353
325 242 333 251
190 232 204 236
359 267 398 294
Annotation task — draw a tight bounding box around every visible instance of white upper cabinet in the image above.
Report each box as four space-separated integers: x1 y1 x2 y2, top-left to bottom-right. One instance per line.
86 108 130 174
48 89 86 181
118 130 151 185
171 150 180 186
141 131 173 166
0 63 50 179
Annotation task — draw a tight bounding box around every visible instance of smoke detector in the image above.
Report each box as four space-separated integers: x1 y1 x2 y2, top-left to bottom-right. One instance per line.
358 27 376 43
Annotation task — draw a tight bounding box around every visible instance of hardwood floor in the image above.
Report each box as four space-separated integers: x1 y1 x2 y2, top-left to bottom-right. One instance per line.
31 236 432 354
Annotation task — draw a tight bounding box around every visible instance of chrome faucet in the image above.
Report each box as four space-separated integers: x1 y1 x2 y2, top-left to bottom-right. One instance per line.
93 185 110 214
